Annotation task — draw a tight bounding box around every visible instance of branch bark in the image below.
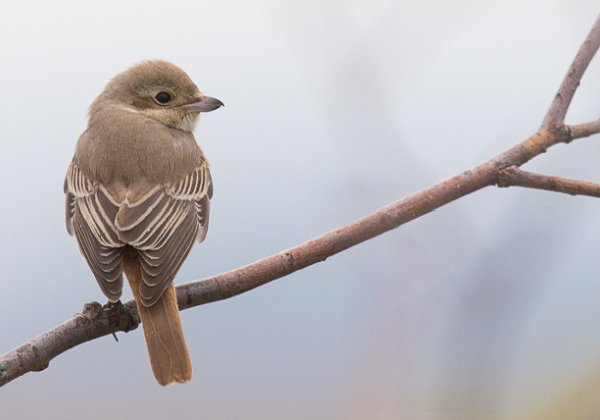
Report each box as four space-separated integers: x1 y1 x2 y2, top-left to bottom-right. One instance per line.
541 15 600 129
2 13 600 388
497 166 600 198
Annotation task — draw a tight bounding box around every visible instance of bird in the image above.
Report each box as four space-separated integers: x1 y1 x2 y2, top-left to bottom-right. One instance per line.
64 60 223 385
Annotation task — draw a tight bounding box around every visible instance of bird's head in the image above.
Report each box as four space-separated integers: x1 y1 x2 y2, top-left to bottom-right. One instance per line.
92 59 223 132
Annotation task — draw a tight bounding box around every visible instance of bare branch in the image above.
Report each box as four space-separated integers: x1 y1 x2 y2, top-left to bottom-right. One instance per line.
2 15 600 388
498 166 600 198
571 119 600 140
0 302 138 387
541 14 600 129
177 164 497 309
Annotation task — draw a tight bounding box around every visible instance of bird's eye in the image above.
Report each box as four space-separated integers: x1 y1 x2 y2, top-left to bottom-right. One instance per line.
154 92 172 104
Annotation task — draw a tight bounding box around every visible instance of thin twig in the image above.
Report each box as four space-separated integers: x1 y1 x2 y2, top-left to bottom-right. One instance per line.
2 14 600 388
498 166 600 198
571 120 600 139
541 15 600 129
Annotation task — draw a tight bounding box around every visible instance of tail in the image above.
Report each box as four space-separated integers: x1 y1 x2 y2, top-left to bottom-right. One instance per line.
123 255 192 385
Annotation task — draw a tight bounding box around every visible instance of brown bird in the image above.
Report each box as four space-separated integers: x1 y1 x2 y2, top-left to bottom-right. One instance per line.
64 60 222 385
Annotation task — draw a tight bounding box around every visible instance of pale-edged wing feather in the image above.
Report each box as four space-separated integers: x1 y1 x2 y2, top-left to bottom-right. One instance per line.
118 165 212 306
66 162 213 307
64 163 125 302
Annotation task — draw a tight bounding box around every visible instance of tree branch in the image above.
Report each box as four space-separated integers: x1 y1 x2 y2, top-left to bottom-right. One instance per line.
2 14 600 388
497 166 600 198
570 119 600 139
541 15 600 129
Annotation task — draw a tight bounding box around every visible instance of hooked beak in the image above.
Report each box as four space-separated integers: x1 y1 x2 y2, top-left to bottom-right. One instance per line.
182 96 224 113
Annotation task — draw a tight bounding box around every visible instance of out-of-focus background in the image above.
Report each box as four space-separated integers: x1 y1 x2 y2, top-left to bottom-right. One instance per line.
1 1 599 419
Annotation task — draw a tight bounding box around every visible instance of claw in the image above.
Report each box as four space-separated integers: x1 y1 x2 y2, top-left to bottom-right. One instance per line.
103 300 136 333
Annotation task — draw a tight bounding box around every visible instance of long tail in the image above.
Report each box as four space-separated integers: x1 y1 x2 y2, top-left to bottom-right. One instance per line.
123 255 192 385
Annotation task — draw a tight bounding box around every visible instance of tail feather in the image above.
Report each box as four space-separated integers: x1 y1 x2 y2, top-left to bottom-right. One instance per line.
124 256 192 385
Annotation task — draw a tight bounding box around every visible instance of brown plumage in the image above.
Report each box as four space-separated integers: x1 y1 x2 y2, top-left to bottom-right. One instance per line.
64 60 222 385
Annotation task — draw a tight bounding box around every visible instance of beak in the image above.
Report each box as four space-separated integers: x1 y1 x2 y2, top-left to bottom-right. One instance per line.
182 96 224 113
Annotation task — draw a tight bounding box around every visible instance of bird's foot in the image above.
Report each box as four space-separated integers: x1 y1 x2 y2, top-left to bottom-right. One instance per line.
103 300 136 334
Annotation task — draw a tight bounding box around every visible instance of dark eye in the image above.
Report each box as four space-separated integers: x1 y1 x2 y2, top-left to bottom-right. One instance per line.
154 91 172 104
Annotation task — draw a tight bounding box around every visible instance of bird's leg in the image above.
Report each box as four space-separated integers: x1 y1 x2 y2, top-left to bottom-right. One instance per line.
103 300 136 334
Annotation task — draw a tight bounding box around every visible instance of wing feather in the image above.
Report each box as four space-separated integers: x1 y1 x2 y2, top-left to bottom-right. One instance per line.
65 161 212 307
65 162 125 301
134 165 212 306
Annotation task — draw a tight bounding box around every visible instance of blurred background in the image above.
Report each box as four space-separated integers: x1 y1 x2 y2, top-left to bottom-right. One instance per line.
1 1 599 419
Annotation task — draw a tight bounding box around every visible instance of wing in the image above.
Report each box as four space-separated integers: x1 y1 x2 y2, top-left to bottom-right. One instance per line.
64 162 125 302
115 164 213 307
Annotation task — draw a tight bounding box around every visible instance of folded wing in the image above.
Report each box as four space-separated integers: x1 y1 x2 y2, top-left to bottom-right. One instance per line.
65 162 212 306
